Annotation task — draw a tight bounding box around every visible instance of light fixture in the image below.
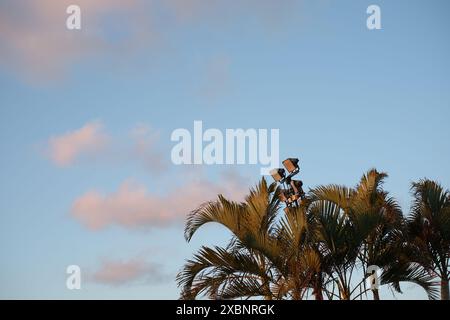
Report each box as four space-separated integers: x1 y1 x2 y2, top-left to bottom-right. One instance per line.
278 191 288 202
289 194 300 203
270 168 286 182
290 180 305 197
272 157 305 209
282 158 299 174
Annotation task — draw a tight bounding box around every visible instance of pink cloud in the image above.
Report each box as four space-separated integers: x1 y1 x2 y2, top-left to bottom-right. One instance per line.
44 122 169 173
47 121 108 167
0 0 150 82
1 1 301 83
91 257 167 286
71 173 248 230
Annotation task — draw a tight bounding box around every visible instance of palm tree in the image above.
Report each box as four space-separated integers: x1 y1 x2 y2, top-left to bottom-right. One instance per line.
177 179 328 299
347 169 404 300
275 202 330 299
308 184 361 300
407 179 450 300
178 179 280 299
309 169 437 300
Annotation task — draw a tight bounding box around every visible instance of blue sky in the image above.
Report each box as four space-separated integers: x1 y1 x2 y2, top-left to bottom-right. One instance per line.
0 0 449 299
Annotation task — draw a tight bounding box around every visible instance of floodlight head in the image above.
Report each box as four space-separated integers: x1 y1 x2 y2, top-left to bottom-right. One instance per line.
282 158 299 173
270 168 286 182
278 191 288 202
291 180 303 190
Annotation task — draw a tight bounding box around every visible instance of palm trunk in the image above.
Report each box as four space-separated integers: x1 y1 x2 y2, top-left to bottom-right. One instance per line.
441 278 449 300
339 285 351 300
313 288 323 300
372 288 380 300
340 291 350 300
338 279 350 300
313 277 324 300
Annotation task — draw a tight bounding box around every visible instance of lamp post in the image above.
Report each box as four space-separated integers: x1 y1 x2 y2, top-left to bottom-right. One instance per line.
269 158 305 209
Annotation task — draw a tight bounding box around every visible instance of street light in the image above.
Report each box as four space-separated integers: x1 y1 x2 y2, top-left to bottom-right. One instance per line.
270 157 305 208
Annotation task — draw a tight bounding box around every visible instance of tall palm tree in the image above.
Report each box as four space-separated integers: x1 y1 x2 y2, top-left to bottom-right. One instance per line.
348 169 404 300
309 169 438 300
408 179 450 300
275 201 330 300
178 178 281 299
177 179 328 299
308 184 361 300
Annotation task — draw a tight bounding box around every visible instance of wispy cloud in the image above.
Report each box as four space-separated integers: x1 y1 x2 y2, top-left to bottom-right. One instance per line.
71 172 248 230
44 122 167 174
1 0 300 83
46 121 109 167
0 0 150 83
90 257 168 286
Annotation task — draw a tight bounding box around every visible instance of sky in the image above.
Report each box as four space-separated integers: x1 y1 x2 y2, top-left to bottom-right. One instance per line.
0 0 449 299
